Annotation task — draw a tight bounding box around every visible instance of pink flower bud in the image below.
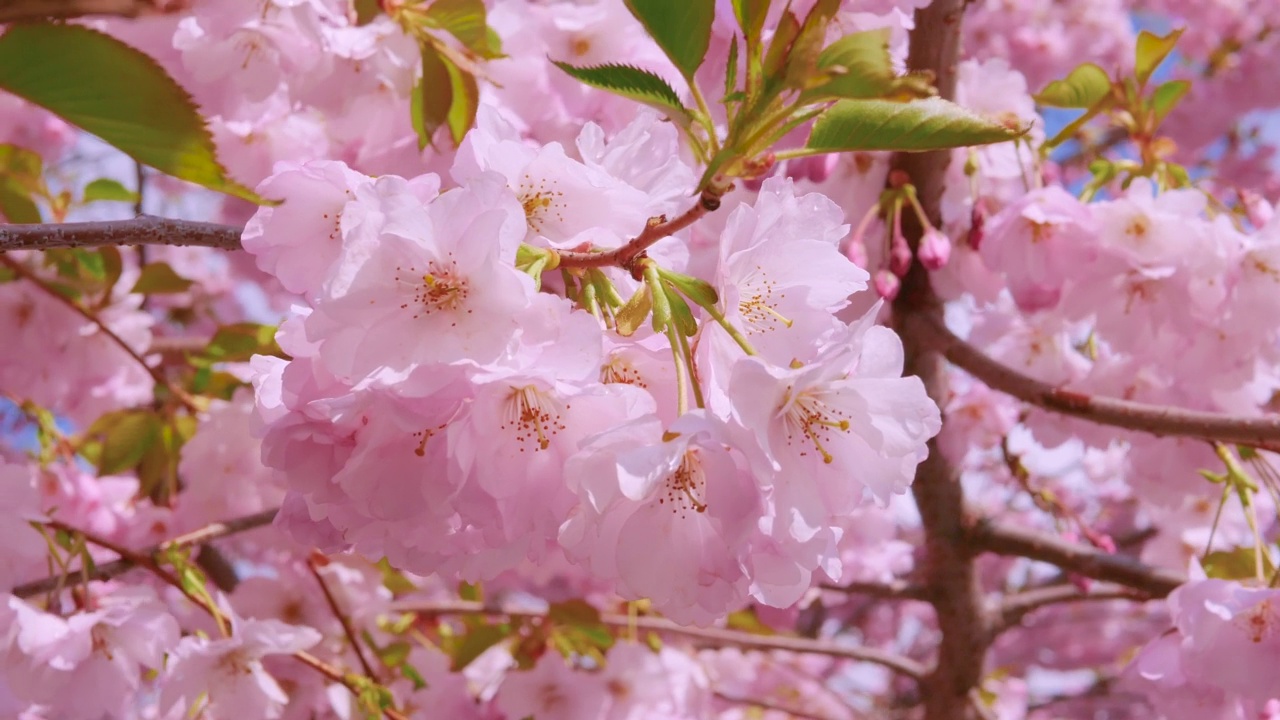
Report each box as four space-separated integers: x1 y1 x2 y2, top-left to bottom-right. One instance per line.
918 228 952 270
845 237 869 268
889 234 912 276
873 269 900 300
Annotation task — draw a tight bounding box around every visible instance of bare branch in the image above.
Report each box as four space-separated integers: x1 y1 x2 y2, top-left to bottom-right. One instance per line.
0 0 181 23
969 519 1185 597
819 579 929 601
996 582 1150 632
555 187 724 273
13 507 278 599
394 599 927 680
888 1 990 717
0 215 243 253
905 310 1280 448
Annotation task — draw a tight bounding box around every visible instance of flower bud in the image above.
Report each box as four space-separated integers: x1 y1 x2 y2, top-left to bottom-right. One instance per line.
844 237 869 268
889 233 912 276
873 269 900 300
918 228 952 270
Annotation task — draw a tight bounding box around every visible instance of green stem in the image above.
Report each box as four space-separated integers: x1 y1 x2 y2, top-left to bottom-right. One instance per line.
689 81 721 156
676 327 706 410
665 321 690 416
703 303 757 356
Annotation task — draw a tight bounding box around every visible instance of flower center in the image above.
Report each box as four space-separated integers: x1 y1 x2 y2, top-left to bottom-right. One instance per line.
601 356 648 388
781 389 850 465
658 450 707 517
395 256 470 320
501 386 566 451
738 266 792 334
519 177 565 235
1236 598 1280 643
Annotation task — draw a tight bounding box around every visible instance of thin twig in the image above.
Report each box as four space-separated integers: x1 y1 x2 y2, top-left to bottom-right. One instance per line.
40 518 408 720
0 253 199 411
819 579 929 601
307 551 379 681
969 519 1185 597
0 215 243 253
14 507 278 599
393 599 926 680
996 582 1149 632
0 0 180 22
713 691 837 720
555 188 724 272
906 311 1280 448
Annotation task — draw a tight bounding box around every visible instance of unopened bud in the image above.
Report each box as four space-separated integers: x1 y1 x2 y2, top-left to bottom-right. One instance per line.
889 234 912 276
873 269 900 300
918 228 952 271
845 237 869 268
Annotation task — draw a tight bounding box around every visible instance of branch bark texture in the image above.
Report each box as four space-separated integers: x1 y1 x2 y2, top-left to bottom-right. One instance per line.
889 2 990 718
907 310 1280 447
0 215 243 253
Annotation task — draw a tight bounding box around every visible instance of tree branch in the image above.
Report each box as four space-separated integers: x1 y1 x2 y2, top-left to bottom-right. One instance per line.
0 0 179 23
996 582 1150 633
0 215 243 253
394 600 926 680
889 1 990 718
819 578 928 601
969 519 1185 597
904 310 1280 447
13 507 278 599
554 187 724 273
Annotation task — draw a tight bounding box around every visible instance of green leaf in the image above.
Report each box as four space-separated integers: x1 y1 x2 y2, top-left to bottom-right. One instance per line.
1150 79 1190 124
642 263 671 333
353 0 381 25
1202 547 1274 581
1135 28 1183 87
807 98 1025 152
377 558 418 595
623 0 714 80
548 599 601 626
783 0 840 90
83 178 139 204
726 608 776 635
552 62 691 128
136 422 185 504
449 624 511 672
442 51 480 146
131 262 194 294
422 0 503 59
0 24 264 203
413 42 455 150
1035 63 1112 108
724 35 739 100
802 28 897 101
85 409 162 475
377 641 413 669
0 143 43 223
761 8 802 87
203 323 286 363
732 0 770 53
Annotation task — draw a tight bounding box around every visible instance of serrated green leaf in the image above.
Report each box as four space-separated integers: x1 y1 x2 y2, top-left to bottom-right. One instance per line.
724 35 739 100
552 61 691 128
449 624 511 672
204 323 286 362
761 9 801 87
802 28 897 101
1150 79 1190 124
623 0 714 80
0 24 264 203
783 0 839 89
422 0 503 59
413 42 454 150
83 178 139 204
1135 28 1183 87
136 423 183 504
86 409 162 475
732 0 771 53
615 284 653 337
806 98 1025 152
131 262 193 294
1035 63 1112 108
